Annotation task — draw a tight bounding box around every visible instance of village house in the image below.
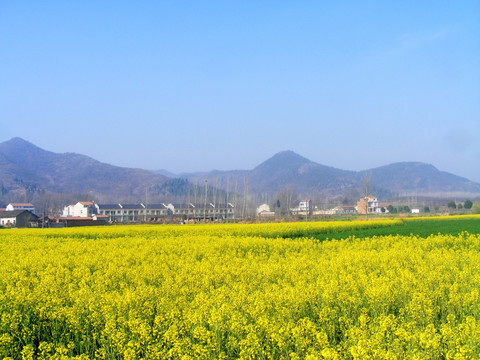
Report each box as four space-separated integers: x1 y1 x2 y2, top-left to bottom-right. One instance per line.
6 203 35 214
256 204 275 217
90 203 158 223
96 204 148 223
143 204 170 221
334 205 358 215
62 201 97 217
291 200 311 215
357 195 381 214
0 210 39 227
312 208 336 215
53 215 108 227
93 202 235 223
183 203 235 221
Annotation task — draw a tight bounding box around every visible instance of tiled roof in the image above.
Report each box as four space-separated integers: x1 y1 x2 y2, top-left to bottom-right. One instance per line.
8 203 34 207
190 203 215 209
97 204 122 209
169 203 193 209
78 201 94 206
145 204 168 209
119 204 145 210
213 203 235 208
0 210 37 218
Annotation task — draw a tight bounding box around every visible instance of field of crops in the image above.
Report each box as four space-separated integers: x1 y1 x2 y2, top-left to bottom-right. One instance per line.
1 216 480 359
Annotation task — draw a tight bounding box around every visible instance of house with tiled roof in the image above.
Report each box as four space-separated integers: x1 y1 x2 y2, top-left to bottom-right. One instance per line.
67 201 235 223
62 201 97 217
357 195 381 214
6 203 35 214
291 200 311 215
257 204 275 217
0 210 39 227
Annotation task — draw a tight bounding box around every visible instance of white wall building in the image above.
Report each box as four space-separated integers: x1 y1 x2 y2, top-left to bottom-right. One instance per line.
357 196 381 214
6 203 35 214
256 203 275 217
62 202 97 217
291 200 311 215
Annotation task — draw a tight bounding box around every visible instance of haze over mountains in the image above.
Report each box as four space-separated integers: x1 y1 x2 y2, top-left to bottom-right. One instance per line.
0 138 178 203
175 151 480 199
1 138 479 207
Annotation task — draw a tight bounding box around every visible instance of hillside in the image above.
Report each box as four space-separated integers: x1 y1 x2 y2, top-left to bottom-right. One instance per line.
0 137 182 202
2 138 480 206
181 151 480 198
366 162 480 196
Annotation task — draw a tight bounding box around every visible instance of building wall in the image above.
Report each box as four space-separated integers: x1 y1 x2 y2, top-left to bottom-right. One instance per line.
62 205 74 217
257 204 271 215
6 203 35 213
1 217 16 226
73 203 96 217
1 212 38 227
357 197 380 214
62 202 97 217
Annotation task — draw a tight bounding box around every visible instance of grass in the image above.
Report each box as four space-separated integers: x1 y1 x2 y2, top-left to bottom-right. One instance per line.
311 216 480 241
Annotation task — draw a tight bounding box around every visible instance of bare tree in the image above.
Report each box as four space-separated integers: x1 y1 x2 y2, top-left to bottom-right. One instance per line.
242 176 248 219
204 179 208 222
363 171 372 219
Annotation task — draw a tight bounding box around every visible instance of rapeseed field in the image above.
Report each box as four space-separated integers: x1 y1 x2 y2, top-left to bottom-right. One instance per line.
0 218 479 359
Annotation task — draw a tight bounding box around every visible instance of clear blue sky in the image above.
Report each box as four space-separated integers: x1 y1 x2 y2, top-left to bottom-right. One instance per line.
1 1 479 182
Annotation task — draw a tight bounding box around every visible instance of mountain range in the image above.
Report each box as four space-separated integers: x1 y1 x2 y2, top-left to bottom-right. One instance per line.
175 150 480 199
0 138 178 203
1 138 480 207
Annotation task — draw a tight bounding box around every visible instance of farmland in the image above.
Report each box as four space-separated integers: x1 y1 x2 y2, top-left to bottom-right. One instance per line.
1 216 480 359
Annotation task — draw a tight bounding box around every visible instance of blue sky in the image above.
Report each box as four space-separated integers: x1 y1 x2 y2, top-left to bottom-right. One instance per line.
1 1 479 182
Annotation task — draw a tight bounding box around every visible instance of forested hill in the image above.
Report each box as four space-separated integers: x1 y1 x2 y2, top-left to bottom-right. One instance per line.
0 137 187 203
2 138 480 206
180 150 480 198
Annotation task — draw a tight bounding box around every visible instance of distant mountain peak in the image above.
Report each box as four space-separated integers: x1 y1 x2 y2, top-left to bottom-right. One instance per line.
273 150 309 160
6 136 28 143
1 138 479 203
373 161 439 173
0 137 175 203
254 150 312 171
2 137 34 147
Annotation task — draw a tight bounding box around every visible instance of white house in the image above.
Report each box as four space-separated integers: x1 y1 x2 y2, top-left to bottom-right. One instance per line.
0 212 17 226
0 210 39 227
6 203 35 214
291 200 311 215
62 204 74 217
62 202 97 217
169 203 235 221
313 208 336 215
256 203 275 217
357 196 381 214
